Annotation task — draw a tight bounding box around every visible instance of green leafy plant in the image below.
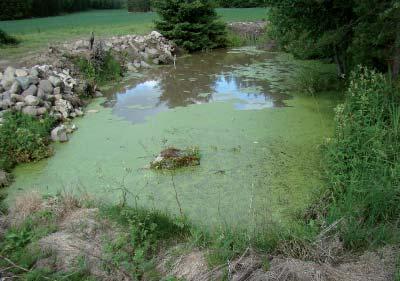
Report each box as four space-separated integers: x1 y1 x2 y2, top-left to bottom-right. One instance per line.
293 62 341 95
101 206 189 280
76 50 122 85
324 66 400 249
0 112 55 171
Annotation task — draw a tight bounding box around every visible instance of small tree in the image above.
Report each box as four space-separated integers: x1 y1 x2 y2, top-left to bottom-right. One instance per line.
154 0 227 52
127 0 151 12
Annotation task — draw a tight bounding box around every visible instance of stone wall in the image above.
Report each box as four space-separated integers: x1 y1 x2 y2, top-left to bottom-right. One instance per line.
0 65 85 124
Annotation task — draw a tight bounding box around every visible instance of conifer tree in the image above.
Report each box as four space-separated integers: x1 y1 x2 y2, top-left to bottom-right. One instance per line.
154 0 227 52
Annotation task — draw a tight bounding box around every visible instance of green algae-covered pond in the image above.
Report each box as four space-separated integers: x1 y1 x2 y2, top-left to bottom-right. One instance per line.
7 47 339 233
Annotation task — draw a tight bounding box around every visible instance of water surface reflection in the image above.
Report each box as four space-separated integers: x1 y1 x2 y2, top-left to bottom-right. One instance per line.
107 48 292 123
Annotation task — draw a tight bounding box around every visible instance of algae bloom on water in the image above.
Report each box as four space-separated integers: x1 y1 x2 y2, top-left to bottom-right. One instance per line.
150 147 200 170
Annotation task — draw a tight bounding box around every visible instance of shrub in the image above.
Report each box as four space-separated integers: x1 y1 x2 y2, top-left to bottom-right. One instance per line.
293 62 341 95
324 66 400 249
154 0 227 52
0 112 55 171
76 49 122 85
0 29 19 46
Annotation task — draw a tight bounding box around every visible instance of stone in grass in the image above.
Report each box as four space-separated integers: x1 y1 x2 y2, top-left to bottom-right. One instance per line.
150 147 200 170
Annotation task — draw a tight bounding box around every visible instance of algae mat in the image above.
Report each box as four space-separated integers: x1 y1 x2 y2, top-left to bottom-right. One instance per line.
8 49 339 233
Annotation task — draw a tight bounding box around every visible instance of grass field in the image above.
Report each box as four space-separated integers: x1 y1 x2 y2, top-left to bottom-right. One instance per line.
0 8 268 59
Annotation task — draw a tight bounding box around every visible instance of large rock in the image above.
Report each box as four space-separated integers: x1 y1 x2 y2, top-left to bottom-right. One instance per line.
30 67 39 77
10 81 21 95
39 80 54 94
10 93 24 103
0 99 12 110
54 99 73 119
25 95 40 106
1 67 16 90
22 106 38 116
48 76 62 88
16 76 32 90
22 85 38 97
37 107 48 115
63 94 82 107
145 47 160 59
51 125 69 142
15 69 28 77
15 102 25 111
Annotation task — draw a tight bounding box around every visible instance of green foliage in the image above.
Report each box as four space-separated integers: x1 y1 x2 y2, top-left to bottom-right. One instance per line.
154 0 227 52
0 29 19 46
0 112 55 171
0 0 126 20
100 205 189 280
216 0 266 8
267 0 400 78
76 51 122 85
324 67 400 249
292 62 342 95
127 0 151 12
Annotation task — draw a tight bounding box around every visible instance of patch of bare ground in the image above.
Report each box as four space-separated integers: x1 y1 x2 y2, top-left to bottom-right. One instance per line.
4 192 131 280
160 243 398 281
37 208 131 281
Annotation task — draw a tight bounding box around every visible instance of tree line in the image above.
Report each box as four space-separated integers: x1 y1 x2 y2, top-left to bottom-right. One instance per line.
267 0 400 79
126 0 266 12
0 0 125 20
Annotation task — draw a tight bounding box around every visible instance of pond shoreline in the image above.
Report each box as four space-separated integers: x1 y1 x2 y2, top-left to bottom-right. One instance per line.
0 30 177 186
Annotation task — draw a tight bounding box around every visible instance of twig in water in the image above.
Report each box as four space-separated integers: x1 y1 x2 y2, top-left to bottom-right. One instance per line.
171 173 184 218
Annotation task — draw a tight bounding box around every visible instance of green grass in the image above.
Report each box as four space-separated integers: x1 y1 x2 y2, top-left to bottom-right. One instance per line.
0 8 268 59
323 67 400 250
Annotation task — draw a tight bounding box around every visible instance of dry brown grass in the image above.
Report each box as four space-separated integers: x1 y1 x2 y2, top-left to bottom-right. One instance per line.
8 191 44 226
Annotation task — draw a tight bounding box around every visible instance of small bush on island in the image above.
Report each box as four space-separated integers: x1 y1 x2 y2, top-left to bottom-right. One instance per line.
0 112 55 171
324 66 400 249
154 0 227 52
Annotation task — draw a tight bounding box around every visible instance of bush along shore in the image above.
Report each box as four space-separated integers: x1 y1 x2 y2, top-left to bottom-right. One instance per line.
0 31 176 186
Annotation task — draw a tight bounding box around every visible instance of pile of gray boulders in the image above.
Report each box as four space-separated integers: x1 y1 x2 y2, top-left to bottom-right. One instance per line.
227 21 268 38
63 31 176 70
0 65 87 124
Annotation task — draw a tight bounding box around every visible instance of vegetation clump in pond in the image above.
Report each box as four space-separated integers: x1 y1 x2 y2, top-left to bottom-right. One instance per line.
150 147 200 170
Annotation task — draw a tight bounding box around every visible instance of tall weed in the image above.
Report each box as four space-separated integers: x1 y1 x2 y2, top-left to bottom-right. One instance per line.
324 66 400 249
